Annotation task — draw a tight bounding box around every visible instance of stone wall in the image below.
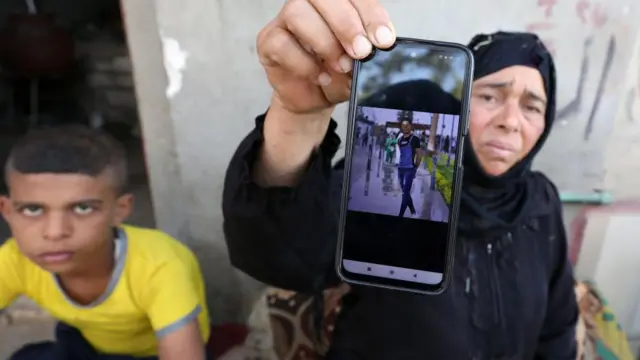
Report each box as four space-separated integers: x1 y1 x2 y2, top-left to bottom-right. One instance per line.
75 33 139 132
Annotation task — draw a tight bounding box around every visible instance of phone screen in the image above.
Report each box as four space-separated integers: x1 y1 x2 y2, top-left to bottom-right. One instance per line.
338 39 472 293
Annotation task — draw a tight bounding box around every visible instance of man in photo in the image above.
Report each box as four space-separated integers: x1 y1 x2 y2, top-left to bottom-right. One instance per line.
397 120 422 217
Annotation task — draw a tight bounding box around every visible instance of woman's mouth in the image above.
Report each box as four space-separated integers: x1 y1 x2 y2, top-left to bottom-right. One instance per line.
484 141 515 158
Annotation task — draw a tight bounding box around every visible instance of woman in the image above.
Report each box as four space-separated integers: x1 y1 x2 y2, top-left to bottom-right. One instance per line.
223 1 578 358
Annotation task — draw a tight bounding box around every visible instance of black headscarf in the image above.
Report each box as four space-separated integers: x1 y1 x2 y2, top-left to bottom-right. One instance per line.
458 31 558 237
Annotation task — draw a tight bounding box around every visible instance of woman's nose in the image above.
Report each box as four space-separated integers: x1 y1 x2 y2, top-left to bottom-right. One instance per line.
494 101 521 133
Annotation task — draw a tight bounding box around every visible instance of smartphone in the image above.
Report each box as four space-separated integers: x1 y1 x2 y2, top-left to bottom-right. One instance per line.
336 38 474 295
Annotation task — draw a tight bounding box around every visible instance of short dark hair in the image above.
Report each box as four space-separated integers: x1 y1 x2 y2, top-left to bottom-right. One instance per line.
5 125 128 193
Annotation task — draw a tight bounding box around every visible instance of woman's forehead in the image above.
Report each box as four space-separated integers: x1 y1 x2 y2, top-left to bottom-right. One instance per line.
473 66 546 98
474 66 543 87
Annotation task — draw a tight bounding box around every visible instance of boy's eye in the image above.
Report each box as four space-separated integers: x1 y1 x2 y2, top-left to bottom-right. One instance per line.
20 206 43 217
73 204 95 216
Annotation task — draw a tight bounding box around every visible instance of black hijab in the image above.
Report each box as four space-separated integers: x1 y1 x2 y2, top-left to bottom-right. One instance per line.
458 31 558 237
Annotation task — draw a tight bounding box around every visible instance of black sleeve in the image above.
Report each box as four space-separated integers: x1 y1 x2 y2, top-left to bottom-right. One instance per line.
535 187 579 359
411 136 421 149
222 113 343 293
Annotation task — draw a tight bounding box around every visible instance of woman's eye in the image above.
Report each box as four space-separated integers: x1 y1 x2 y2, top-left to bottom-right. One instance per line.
73 204 94 215
21 206 43 217
525 105 542 114
478 94 496 102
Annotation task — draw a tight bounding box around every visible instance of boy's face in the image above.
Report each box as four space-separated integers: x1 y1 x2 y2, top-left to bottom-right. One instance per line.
0 171 133 274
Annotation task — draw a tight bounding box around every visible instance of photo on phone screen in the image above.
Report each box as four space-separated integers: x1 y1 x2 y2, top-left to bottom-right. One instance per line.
337 39 473 294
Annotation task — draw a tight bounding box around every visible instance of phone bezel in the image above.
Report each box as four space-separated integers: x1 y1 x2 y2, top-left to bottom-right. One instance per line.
335 37 474 295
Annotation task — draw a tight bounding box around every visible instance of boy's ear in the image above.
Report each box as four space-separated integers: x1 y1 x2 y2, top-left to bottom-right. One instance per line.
0 195 11 222
113 193 134 226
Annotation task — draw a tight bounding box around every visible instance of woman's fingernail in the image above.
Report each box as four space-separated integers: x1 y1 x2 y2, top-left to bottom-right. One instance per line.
388 22 397 37
375 26 394 46
339 55 353 73
317 72 332 86
352 35 372 58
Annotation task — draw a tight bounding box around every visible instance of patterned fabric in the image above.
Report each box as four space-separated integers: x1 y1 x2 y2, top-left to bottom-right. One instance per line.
220 284 350 360
230 281 633 360
575 281 633 360
266 285 350 360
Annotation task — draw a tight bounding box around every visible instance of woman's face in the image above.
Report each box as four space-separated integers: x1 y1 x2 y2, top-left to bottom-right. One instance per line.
468 65 547 176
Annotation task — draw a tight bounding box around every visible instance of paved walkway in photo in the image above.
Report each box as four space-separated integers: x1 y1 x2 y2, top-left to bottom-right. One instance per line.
348 145 449 222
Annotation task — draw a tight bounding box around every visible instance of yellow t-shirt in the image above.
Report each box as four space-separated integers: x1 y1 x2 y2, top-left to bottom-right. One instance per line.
0 225 210 357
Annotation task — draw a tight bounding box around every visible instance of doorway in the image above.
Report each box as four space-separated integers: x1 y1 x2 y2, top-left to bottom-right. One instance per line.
0 0 155 242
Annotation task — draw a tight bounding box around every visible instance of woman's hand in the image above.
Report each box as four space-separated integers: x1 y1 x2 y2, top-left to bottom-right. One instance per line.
257 0 396 115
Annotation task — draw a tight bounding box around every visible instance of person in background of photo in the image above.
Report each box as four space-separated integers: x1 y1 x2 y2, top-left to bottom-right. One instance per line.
420 130 430 169
361 131 369 147
393 131 402 166
377 133 386 161
443 136 451 155
384 133 397 164
397 120 421 217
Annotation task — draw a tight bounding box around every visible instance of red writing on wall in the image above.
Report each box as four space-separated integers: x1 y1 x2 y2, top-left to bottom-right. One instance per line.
576 0 608 29
537 0 559 18
525 0 561 55
526 0 610 57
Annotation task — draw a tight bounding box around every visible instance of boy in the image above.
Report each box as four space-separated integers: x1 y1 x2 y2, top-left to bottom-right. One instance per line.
0 125 210 360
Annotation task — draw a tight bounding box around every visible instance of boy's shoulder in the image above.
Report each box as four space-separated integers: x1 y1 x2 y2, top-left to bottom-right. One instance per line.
0 238 26 262
1 238 18 252
120 225 198 268
0 239 32 284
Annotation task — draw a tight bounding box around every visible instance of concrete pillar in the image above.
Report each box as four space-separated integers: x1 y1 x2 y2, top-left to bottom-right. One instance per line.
427 113 439 152
121 0 283 323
